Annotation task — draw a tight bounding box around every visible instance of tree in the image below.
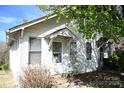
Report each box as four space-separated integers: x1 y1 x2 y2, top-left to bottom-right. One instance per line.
0 42 9 65
39 5 124 42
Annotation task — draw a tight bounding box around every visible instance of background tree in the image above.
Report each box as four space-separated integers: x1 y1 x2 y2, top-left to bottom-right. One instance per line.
0 42 9 66
39 5 124 42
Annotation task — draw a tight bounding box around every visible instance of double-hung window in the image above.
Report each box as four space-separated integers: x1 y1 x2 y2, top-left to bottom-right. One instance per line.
86 42 92 60
52 42 62 63
29 37 41 64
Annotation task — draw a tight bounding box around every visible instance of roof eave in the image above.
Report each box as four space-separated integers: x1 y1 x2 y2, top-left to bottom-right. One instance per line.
8 14 57 34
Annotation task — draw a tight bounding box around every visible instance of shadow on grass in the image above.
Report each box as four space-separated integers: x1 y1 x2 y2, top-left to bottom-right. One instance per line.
67 70 124 88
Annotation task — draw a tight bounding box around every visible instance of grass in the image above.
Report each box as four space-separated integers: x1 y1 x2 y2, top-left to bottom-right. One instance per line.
0 70 16 88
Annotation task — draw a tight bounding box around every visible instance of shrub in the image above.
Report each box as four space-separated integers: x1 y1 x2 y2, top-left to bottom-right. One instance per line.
2 63 9 71
110 51 124 71
0 60 5 66
19 65 53 88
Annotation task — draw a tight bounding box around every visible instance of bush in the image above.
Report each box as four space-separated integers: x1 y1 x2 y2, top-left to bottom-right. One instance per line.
0 60 5 66
110 51 124 71
19 65 53 88
2 63 9 71
0 61 4 70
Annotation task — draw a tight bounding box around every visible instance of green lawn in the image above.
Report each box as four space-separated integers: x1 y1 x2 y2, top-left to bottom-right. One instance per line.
0 71 16 88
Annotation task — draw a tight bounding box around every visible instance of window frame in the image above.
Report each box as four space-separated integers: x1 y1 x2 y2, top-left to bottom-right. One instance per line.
52 41 62 63
28 37 41 64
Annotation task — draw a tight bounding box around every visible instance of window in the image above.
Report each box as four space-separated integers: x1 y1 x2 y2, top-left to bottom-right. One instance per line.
70 42 77 63
52 42 62 63
86 42 92 60
12 39 19 51
29 37 41 64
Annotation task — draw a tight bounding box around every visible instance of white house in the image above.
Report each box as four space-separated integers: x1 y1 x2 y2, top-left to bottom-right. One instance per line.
6 14 114 81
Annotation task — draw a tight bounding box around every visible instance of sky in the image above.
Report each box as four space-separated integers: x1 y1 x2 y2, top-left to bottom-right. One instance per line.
0 5 47 42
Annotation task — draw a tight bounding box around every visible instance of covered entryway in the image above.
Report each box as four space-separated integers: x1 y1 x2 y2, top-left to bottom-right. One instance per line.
45 28 76 74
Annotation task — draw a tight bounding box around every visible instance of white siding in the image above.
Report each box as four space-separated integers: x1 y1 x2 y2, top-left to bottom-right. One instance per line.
10 39 20 83
10 16 101 81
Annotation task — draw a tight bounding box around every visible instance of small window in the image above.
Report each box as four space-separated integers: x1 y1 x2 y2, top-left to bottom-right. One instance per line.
29 37 41 64
86 42 92 60
70 41 77 62
52 42 62 63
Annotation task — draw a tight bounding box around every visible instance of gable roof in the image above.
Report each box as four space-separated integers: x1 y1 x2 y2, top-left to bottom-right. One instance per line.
45 27 76 39
6 14 58 46
7 14 57 34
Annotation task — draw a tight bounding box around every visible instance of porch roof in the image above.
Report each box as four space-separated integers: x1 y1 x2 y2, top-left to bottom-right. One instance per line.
45 28 74 39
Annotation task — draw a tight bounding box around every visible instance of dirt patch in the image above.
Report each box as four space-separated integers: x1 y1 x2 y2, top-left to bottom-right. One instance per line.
67 70 124 88
51 75 91 88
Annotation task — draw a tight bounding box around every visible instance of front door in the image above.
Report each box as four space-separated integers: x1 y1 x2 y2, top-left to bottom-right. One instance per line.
52 42 63 73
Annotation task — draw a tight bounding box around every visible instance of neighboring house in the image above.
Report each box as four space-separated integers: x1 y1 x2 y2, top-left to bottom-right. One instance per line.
114 37 124 51
6 14 114 81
